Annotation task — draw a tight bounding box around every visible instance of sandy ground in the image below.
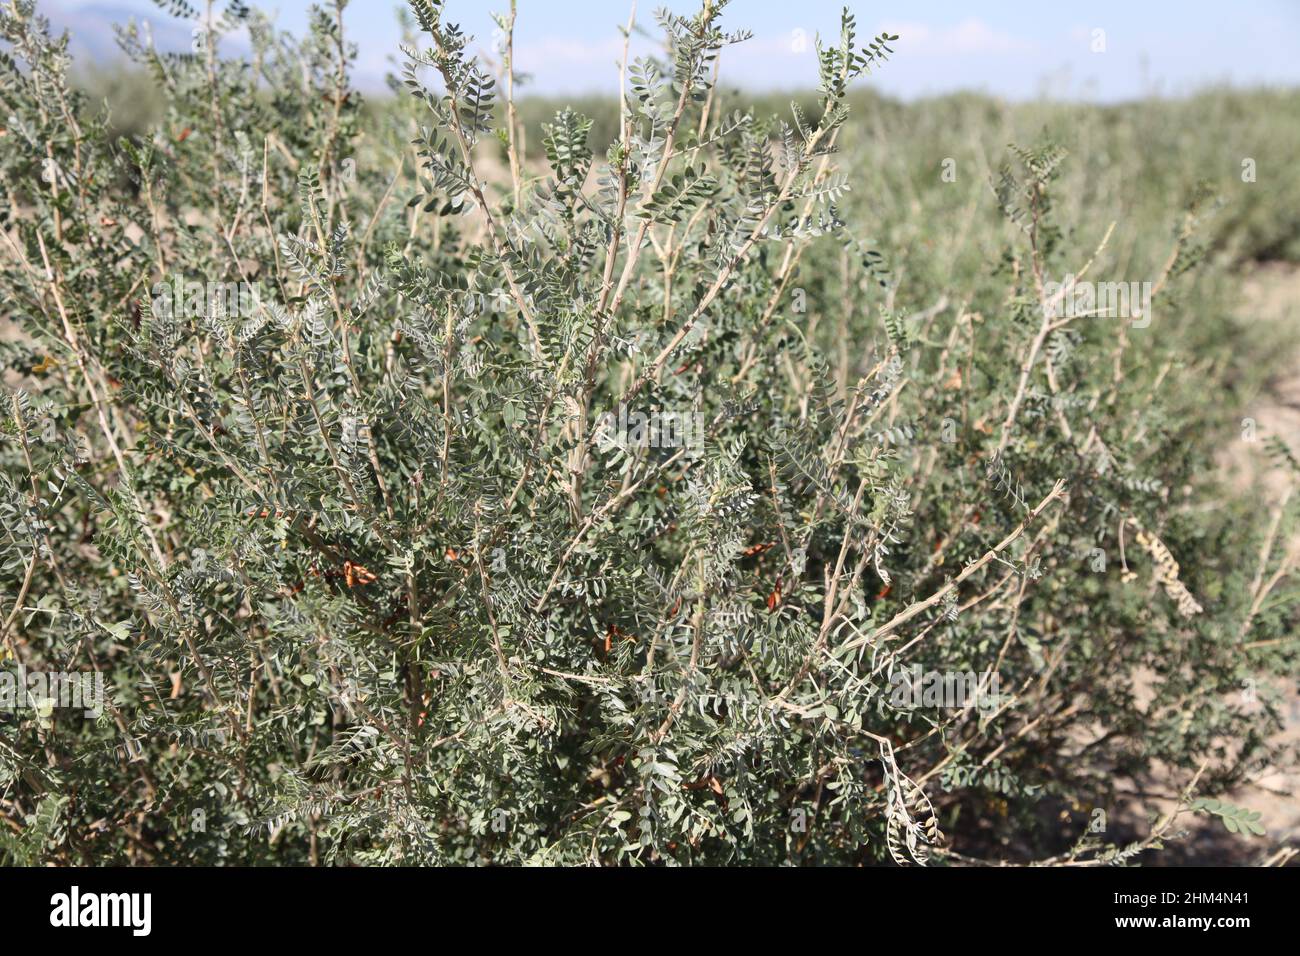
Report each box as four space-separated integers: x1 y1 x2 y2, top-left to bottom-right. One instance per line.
1226 264 1300 858
1141 263 1300 865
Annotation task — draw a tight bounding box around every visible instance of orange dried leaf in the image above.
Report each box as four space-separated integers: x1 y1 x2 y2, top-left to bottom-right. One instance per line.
343 560 376 586
766 582 782 612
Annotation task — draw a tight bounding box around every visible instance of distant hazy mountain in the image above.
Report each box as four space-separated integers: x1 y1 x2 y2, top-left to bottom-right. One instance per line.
40 1 214 64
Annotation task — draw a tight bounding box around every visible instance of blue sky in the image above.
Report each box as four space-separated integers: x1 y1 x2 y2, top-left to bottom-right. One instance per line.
42 0 1300 101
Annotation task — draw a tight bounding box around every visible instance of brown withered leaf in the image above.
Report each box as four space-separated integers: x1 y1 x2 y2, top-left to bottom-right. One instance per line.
766 581 782 612
343 560 376 587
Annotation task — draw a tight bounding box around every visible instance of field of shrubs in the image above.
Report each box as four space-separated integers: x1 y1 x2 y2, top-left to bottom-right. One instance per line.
1 0 1297 865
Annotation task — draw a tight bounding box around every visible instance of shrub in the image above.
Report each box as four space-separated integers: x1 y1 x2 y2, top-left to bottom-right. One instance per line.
0 0 1295 865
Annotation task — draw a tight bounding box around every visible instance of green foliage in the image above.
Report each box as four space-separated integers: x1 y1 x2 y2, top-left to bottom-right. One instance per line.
1192 798 1267 836
0 0 1296 867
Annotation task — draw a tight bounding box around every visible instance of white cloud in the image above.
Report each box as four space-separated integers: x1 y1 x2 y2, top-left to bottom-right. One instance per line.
513 36 630 71
879 18 1035 56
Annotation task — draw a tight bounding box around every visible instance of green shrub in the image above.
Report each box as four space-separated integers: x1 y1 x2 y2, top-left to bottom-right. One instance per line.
0 0 1296 865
